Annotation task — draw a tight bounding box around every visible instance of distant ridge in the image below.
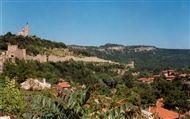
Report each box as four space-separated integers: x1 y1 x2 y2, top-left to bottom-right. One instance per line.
1 32 190 70
69 43 190 70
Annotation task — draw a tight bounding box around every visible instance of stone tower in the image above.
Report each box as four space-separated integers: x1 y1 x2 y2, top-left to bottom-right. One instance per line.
18 23 30 37
25 23 30 36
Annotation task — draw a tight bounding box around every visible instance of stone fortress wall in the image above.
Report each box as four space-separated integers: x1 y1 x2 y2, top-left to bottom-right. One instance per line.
6 45 26 59
0 23 134 73
26 54 47 63
1 44 134 68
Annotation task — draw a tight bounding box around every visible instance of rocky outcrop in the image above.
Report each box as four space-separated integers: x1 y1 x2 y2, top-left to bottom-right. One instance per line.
132 46 155 52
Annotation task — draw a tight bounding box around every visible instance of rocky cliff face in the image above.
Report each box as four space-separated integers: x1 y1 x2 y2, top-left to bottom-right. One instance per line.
69 44 156 54
129 46 155 52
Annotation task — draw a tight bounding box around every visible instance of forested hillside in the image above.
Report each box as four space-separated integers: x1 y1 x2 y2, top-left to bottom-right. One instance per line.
2 57 190 118
2 32 190 70
1 33 190 118
0 32 67 55
70 43 190 70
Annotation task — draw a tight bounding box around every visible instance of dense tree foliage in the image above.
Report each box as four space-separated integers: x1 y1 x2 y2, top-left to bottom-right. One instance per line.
0 75 144 118
151 77 189 112
3 59 61 84
1 34 190 118
0 32 67 55
2 58 190 115
3 59 125 86
0 77 27 116
68 46 95 57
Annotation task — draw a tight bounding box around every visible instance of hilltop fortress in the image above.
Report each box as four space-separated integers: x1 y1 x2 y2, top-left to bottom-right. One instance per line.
18 23 30 37
0 44 134 73
0 23 134 73
3 44 134 66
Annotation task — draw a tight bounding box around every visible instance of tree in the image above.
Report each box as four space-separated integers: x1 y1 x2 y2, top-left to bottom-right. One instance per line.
151 77 189 112
122 72 134 88
0 77 27 116
26 85 142 119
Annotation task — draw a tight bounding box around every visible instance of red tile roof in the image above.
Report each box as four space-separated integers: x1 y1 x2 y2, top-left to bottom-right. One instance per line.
162 70 175 75
179 74 187 78
166 76 175 81
162 70 168 73
58 82 70 88
138 77 154 82
150 106 179 119
58 78 71 88
138 78 147 81
147 77 154 82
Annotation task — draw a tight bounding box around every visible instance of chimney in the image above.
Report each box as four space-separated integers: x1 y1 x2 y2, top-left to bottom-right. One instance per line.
156 101 159 113
43 78 46 84
149 106 151 112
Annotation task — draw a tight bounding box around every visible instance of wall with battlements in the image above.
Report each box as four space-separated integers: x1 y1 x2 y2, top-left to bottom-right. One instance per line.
6 45 26 59
1 45 135 70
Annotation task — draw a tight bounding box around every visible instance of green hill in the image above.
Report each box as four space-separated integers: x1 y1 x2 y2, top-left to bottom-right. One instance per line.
0 32 67 55
1 32 190 70
1 33 190 117
69 43 190 70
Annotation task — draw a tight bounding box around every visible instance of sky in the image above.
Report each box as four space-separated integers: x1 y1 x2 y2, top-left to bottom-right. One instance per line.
0 0 189 49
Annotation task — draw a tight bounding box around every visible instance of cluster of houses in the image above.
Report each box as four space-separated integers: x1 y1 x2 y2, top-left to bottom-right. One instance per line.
138 70 187 83
142 98 180 119
4 69 188 119
138 70 189 119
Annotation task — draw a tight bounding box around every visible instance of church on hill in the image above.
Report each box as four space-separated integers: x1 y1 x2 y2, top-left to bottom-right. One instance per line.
18 23 30 37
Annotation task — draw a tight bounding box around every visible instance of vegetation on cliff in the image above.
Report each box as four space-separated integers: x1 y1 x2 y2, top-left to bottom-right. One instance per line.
79 44 190 70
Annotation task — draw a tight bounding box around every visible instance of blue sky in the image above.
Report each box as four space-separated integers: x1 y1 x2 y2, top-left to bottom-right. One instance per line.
0 0 189 49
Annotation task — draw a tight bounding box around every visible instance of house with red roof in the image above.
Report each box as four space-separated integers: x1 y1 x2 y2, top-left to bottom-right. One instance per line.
149 99 179 119
147 77 154 82
57 78 71 88
150 106 179 119
138 78 147 82
179 74 187 80
56 78 71 96
138 77 154 83
162 70 175 77
166 76 176 81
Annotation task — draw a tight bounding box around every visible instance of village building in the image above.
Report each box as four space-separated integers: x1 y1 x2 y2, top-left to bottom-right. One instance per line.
179 74 187 80
138 77 154 83
162 70 175 77
148 99 180 119
166 75 176 81
57 78 71 89
150 106 179 119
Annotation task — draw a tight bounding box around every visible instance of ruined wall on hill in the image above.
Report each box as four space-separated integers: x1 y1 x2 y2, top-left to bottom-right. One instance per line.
6 45 26 59
15 49 26 59
26 54 47 62
0 45 135 69
126 61 134 68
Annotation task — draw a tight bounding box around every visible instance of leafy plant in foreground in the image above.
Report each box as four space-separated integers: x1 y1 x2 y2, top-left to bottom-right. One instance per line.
0 77 27 116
